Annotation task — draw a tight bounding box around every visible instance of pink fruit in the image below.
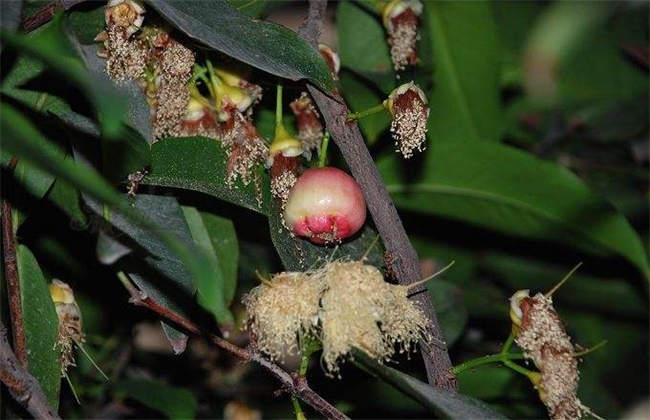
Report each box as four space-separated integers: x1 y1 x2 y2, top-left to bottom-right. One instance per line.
283 167 366 244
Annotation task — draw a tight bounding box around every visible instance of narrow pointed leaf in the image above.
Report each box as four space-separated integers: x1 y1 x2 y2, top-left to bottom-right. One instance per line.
352 349 507 418
17 245 61 410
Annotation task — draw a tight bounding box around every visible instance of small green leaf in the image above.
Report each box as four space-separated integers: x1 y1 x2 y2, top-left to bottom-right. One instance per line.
378 139 649 277
199 211 239 307
181 206 237 325
116 378 198 419
353 349 507 419
149 0 335 92
424 0 503 142
145 136 270 215
17 245 61 410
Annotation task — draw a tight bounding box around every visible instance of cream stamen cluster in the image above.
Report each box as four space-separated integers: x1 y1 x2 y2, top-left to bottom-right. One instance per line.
243 272 325 361
382 0 423 72
244 261 429 375
152 40 195 139
384 82 429 158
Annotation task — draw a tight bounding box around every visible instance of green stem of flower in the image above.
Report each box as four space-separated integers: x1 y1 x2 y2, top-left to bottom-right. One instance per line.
299 336 321 376
501 331 516 355
276 84 283 127
346 103 387 120
318 132 330 168
291 395 307 420
452 352 526 376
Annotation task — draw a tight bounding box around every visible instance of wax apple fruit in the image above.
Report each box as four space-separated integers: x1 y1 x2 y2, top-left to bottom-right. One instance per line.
283 167 366 244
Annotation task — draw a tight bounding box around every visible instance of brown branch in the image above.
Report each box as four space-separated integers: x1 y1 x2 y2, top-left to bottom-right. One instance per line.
2 157 27 368
20 0 86 33
0 321 60 419
300 0 456 391
120 276 349 420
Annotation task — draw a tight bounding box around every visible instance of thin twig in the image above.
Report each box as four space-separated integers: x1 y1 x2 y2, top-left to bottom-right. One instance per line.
119 274 349 420
0 321 60 419
20 0 85 33
299 0 456 390
2 157 27 367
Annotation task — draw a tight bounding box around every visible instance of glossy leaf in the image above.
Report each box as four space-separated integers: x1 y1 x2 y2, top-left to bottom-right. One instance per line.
149 0 335 92
181 206 237 325
377 139 649 277
116 378 198 419
1 103 215 318
17 245 61 410
352 349 508 419
423 1 503 142
145 136 270 215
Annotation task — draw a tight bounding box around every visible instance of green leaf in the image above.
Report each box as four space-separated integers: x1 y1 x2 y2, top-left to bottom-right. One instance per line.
482 253 648 319
92 194 216 351
17 245 61 410
148 0 335 92
337 2 392 76
181 206 237 325
54 111 151 182
116 378 198 419
46 178 87 228
1 102 215 318
1 17 128 137
352 349 507 419
428 279 467 347
377 139 649 277
1 131 62 231
0 53 69 115
424 1 503 142
145 136 270 215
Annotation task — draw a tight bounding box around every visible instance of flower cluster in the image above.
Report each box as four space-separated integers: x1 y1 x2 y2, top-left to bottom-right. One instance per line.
97 0 195 141
384 82 429 158
97 1 271 191
244 261 429 375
